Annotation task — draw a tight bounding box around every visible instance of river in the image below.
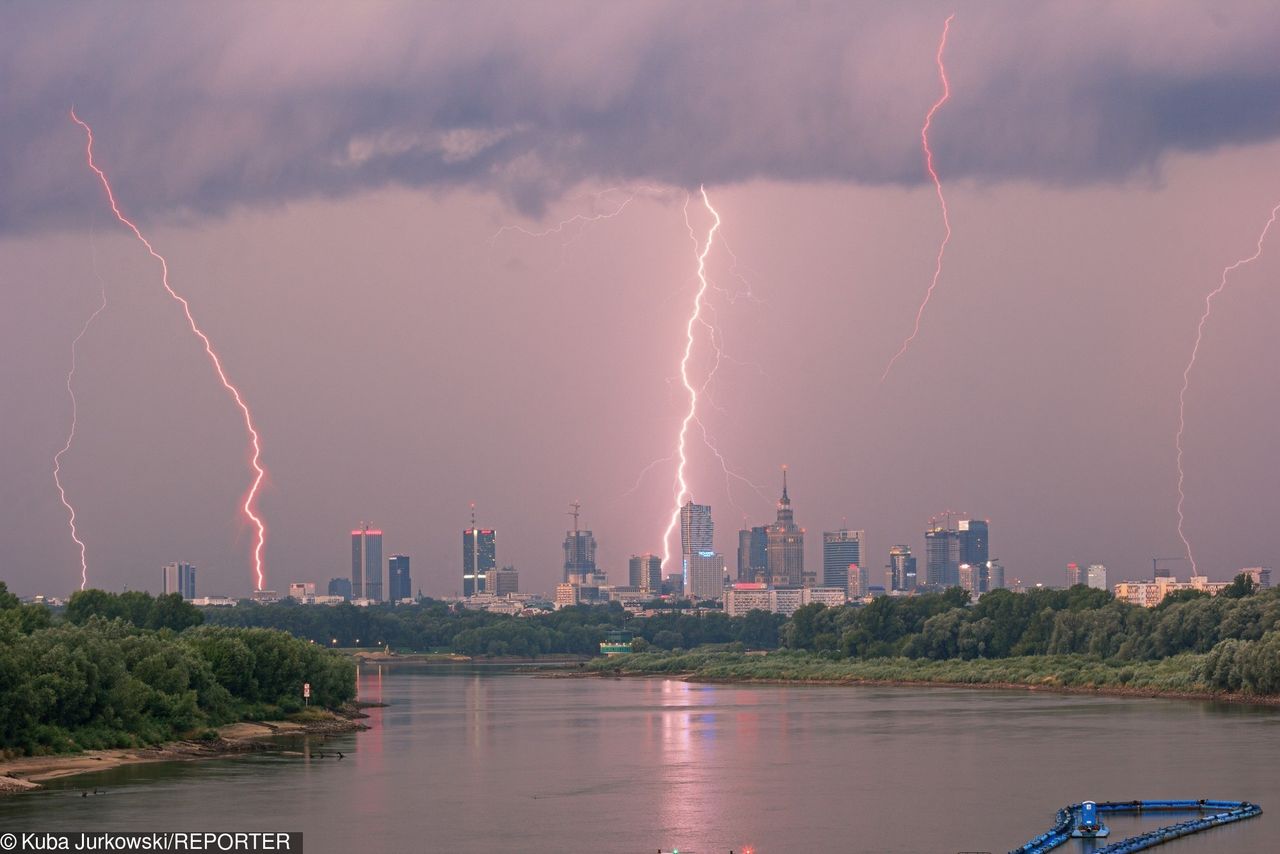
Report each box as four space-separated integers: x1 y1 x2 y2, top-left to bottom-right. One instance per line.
1 664 1275 853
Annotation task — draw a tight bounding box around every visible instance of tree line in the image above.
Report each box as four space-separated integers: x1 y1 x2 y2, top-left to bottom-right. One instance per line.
202 598 787 656
782 575 1271 662
195 575 1280 694
0 584 355 757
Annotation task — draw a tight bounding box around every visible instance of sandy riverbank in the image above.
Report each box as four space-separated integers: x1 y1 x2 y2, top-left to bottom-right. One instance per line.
0 711 367 796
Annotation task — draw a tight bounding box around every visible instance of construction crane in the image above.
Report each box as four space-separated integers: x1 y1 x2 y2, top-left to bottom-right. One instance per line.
1152 556 1186 579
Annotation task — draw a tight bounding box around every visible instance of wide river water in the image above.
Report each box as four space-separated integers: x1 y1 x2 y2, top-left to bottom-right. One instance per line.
1 664 1276 853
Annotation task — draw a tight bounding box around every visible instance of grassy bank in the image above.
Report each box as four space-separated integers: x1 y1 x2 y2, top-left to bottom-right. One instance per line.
586 649 1272 701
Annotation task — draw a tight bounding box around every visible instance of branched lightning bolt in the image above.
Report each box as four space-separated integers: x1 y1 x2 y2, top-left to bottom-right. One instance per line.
54 227 107 592
71 109 269 591
489 186 665 245
617 454 677 501
710 233 767 306
694 416 772 512
882 13 956 382
1175 201 1280 575
661 187 721 573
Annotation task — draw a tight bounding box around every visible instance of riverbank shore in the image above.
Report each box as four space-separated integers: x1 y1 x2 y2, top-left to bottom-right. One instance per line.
351 651 588 665
683 674 1280 707
0 709 368 796
587 650 1280 708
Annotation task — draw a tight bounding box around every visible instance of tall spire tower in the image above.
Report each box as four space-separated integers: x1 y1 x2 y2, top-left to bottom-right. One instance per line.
776 465 794 525
766 465 805 586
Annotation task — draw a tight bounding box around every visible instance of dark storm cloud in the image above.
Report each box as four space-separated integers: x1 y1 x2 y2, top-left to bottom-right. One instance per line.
4 1 1280 231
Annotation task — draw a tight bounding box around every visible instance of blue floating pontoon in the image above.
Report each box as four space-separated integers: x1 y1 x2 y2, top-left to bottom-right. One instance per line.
1010 799 1261 854
1070 800 1109 838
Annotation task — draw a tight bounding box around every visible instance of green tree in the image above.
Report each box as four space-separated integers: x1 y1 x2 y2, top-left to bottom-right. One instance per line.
652 630 683 650
1221 573 1258 599
784 603 834 651
739 610 783 649
65 589 122 625
148 594 204 632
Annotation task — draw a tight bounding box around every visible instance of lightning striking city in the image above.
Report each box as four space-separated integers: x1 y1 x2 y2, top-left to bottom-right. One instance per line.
53 234 107 592
660 186 721 574
882 13 956 382
1175 201 1280 574
70 109 270 591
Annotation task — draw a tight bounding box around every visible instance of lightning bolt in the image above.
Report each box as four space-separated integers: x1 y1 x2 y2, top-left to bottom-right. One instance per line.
882 13 956 382
683 214 768 517
617 454 677 501
694 416 772 512
489 189 634 243
54 228 107 592
710 233 766 306
661 186 721 574
1175 201 1280 574
71 109 269 591
489 185 666 245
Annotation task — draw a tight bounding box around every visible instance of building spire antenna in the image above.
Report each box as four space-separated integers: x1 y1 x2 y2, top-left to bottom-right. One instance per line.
781 465 789 503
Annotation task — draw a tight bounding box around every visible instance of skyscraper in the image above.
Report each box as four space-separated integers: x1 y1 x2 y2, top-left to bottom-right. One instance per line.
822 529 865 590
848 562 870 599
737 526 768 583
959 563 981 596
351 524 384 601
1086 564 1107 590
686 551 725 601
680 501 714 555
766 468 806 587
677 500 715 594
388 554 412 601
1066 562 1084 587
630 554 662 593
328 577 352 600
958 519 989 568
924 518 960 588
987 561 1006 591
463 516 496 597
563 501 598 583
888 545 917 591
162 562 196 599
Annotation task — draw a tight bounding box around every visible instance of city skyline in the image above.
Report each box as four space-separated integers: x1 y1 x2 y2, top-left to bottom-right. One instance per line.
7 5 1280 598
7 8 1280 852
11 487 1271 600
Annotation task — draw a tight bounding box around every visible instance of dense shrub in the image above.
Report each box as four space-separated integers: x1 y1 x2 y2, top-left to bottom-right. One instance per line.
0 585 354 756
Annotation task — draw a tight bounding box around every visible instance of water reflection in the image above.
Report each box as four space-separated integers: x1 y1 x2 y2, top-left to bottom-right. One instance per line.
466 672 491 750
2 671 1276 854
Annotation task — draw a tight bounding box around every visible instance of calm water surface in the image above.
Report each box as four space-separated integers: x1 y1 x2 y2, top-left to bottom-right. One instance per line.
2 664 1276 853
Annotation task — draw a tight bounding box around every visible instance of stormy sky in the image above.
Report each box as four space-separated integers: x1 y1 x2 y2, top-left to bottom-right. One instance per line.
4 1 1280 597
